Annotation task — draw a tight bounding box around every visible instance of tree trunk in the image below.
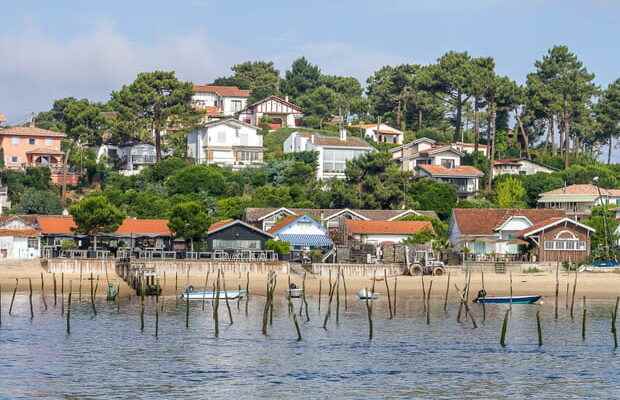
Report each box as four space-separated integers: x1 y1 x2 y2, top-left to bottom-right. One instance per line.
563 113 570 168
455 92 463 142
395 99 402 131
515 110 530 159
473 98 480 154
549 116 555 154
609 134 613 165
418 110 422 131
155 129 162 162
486 102 497 191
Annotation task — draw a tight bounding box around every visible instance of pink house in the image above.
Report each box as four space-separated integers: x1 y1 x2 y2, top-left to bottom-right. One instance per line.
0 125 79 185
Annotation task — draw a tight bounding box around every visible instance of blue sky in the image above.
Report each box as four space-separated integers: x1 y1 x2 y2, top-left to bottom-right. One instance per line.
1 0 619 126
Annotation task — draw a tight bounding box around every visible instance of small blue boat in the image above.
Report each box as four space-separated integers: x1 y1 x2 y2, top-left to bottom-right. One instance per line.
474 295 542 304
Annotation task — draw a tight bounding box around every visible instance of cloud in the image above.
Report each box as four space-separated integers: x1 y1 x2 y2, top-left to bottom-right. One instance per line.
0 22 240 123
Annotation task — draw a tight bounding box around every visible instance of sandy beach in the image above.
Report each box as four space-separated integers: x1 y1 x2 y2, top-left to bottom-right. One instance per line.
1 260 620 300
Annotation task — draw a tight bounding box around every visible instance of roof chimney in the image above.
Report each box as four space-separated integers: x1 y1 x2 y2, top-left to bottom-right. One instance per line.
310 134 315 144
340 127 347 142
285 95 289 102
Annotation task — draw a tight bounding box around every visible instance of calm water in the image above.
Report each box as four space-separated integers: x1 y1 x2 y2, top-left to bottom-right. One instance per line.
1 293 619 399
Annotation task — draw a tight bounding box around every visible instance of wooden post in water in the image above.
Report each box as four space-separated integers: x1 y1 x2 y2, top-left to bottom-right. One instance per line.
61 273 65 316
175 272 178 294
287 275 293 315
421 274 427 315
292 313 302 341
318 280 322 313
79 265 83 302
509 271 513 311
222 272 233 325
202 271 209 312
322 271 339 329
140 278 145 333
66 281 72 335
155 288 159 338
185 283 191 329
536 310 543 346
581 296 587 341
365 287 373 341
612 296 619 349
28 278 34 319
269 274 276 327
443 272 450 313
341 269 348 311
393 276 397 317
0 284 2 326
500 309 509 347
9 278 18 316
570 270 578 320
261 272 274 335
40 272 48 311
214 270 221 337
53 273 57 307
245 271 249 317
90 274 97 316
301 272 309 322
384 269 393 320
426 280 433 325
335 267 341 325
554 262 559 320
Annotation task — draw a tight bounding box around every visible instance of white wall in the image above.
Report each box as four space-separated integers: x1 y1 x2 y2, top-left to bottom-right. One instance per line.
354 233 410 245
0 236 39 259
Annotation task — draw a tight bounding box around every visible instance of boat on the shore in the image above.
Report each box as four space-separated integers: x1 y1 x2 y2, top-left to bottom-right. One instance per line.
357 289 378 300
287 288 303 298
580 259 620 272
474 292 542 304
180 286 247 300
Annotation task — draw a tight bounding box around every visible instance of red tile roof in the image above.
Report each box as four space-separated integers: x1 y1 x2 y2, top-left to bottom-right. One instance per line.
0 228 39 237
452 208 566 236
208 219 234 233
37 216 76 234
345 220 433 235
0 126 66 138
26 147 64 155
541 184 620 197
518 217 565 237
116 218 172 236
193 85 250 97
267 215 298 234
417 164 484 177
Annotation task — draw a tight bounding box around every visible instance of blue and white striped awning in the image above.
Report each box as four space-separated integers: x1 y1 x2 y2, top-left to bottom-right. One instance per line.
276 233 333 248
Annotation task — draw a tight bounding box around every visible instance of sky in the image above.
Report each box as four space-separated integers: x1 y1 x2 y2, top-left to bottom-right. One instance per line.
1 0 619 126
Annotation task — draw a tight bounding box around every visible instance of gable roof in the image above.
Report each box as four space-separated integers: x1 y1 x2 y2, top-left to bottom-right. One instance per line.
350 123 403 135
37 216 77 235
267 215 298 234
417 164 484 178
345 220 433 235
294 131 373 149
208 219 274 238
246 207 438 223
26 147 65 155
116 218 172 236
539 184 620 198
520 217 595 237
494 158 555 170
193 84 250 98
452 208 566 236
0 126 66 138
0 228 39 237
202 117 257 130
246 95 303 112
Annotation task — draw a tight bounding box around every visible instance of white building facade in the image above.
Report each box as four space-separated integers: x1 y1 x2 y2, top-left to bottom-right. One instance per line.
192 85 250 118
493 158 555 177
283 129 373 179
187 119 263 170
351 123 404 145
239 96 303 129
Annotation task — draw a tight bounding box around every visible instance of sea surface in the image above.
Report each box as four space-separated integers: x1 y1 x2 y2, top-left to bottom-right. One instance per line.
1 292 619 399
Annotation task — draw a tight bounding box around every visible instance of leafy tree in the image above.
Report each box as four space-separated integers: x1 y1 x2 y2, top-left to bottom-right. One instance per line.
402 229 436 246
518 172 564 207
408 178 457 220
297 86 338 127
69 195 125 249
281 57 322 101
14 188 63 215
214 61 281 103
398 214 448 241
583 206 619 259
266 239 291 255
165 165 226 196
168 201 210 251
495 176 527 208
110 71 198 161
596 79 620 164
216 196 253 220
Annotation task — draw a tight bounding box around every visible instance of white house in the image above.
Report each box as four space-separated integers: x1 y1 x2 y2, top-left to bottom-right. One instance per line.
451 142 488 157
283 129 374 179
96 142 165 176
239 96 303 129
350 123 404 145
391 138 465 172
538 184 620 220
192 85 250 119
345 220 434 246
187 118 263 169
0 216 40 260
493 158 555 177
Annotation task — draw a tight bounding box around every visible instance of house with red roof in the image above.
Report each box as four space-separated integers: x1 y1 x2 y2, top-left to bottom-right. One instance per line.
449 208 594 262
0 216 41 259
283 129 373 179
390 137 483 198
192 84 251 119
345 220 434 246
350 123 404 145
493 158 554 177
239 95 303 129
538 184 620 220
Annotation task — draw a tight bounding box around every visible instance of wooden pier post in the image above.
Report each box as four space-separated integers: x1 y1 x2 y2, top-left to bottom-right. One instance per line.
201 271 209 312
322 271 339 330
481 269 486 322
536 310 543 346
554 262 559 320
79 264 83 302
61 273 64 316
301 272 309 322
66 281 72 335
581 296 587 341
500 309 509 347
53 273 57 307
426 280 433 325
244 271 249 317
365 287 373 341
570 271 578 320
384 269 393 320
292 313 302 341
28 278 34 319
318 280 322 314
222 272 233 325
443 272 450 313
214 270 221 337
140 278 145 333
341 269 348 311
155 286 160 338
393 276 397 318
40 272 48 311
9 278 18 316
336 268 341 325
612 296 619 348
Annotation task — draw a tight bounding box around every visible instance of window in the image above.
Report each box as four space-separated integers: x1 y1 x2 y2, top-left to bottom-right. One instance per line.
323 149 366 173
544 240 586 251
11 156 18 163
45 138 53 145
27 238 38 249
441 159 455 168
231 100 243 112
217 131 226 143
11 137 19 145
212 239 261 249
29 138 36 145
239 151 260 162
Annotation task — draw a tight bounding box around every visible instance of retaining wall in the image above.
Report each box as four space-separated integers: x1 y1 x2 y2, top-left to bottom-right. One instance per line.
311 263 407 278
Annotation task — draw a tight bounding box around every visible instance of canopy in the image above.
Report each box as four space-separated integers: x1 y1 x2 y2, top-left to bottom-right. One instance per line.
276 233 333 248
